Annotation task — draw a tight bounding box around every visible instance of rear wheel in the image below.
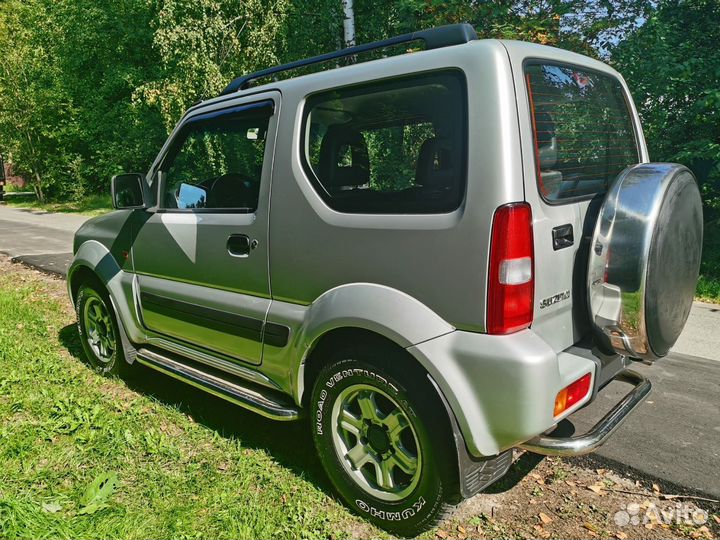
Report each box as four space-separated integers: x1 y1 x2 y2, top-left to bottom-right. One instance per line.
310 349 456 536
76 284 127 376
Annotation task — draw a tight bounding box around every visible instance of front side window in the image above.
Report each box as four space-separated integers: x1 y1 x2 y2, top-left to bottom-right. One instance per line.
525 63 639 203
160 101 272 211
302 71 467 214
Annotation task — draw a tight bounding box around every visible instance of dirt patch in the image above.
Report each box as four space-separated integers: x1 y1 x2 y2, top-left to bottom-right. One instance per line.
439 454 718 540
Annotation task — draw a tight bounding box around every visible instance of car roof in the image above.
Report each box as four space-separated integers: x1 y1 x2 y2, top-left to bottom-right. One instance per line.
186 37 617 117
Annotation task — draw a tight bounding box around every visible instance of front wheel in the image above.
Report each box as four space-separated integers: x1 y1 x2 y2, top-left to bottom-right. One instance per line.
76 284 127 376
310 354 456 536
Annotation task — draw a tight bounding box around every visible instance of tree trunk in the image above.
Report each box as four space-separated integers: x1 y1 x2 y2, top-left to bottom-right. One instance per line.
342 0 356 48
33 171 45 203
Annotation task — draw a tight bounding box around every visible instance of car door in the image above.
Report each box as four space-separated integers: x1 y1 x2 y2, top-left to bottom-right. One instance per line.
132 93 280 365
515 57 645 354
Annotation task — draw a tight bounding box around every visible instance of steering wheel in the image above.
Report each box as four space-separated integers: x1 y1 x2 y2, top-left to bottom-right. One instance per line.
206 173 257 209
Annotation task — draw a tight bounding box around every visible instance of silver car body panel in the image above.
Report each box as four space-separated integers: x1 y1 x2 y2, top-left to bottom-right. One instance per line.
70 38 652 458
268 40 521 332
131 90 282 365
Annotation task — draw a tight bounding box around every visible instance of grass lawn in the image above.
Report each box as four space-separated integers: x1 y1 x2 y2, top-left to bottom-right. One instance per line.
0 260 378 539
696 222 720 303
5 193 113 217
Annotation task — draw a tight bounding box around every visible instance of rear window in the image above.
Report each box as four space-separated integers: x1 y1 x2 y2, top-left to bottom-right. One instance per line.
525 62 639 203
301 71 467 214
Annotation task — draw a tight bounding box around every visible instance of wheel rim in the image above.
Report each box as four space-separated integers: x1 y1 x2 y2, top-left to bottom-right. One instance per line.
82 295 115 363
331 383 422 501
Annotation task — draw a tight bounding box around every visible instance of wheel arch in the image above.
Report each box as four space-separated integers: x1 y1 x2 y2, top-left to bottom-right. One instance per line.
68 264 106 304
301 327 424 406
68 240 123 303
287 282 455 404
69 240 144 347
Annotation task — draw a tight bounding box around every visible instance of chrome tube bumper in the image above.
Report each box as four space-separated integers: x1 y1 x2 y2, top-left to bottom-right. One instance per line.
518 369 651 457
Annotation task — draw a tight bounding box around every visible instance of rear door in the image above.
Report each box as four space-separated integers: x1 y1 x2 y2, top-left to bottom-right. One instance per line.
511 54 645 352
132 93 280 365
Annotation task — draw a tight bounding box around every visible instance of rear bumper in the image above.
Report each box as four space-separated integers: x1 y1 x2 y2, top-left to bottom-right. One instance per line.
407 328 643 457
519 369 651 456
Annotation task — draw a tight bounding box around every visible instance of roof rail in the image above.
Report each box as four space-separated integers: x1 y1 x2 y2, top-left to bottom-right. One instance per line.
219 23 477 96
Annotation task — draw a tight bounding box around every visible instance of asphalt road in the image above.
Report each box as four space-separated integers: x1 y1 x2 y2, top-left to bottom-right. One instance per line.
0 205 87 275
0 204 718 498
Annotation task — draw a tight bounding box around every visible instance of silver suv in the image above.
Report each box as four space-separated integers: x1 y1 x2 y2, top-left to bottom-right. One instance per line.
69 24 703 535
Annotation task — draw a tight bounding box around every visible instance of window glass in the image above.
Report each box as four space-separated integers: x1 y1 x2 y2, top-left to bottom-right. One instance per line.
161 102 272 211
302 71 466 214
525 63 639 202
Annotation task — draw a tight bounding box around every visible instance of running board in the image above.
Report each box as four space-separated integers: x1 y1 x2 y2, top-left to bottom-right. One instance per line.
135 348 302 421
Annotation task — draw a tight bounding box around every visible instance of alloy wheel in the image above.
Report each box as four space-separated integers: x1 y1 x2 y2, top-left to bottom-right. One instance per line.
331 383 422 501
82 295 116 363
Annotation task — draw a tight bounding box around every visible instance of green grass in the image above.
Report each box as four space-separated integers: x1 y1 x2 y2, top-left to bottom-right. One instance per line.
5 193 112 217
697 221 720 303
0 268 380 539
2 183 31 193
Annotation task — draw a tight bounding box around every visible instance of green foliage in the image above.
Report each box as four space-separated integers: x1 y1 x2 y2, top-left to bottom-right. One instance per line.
0 1 77 201
612 0 720 208
6 193 113 217
0 0 165 201
1 0 716 297
352 0 649 54
366 122 435 191
1 0 647 202
78 472 118 515
612 0 720 296
134 0 342 130
696 222 720 302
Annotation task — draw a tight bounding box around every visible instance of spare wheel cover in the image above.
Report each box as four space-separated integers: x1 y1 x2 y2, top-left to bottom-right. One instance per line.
587 163 703 360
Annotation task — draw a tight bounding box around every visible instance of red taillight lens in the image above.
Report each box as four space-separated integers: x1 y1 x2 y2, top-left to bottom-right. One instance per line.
487 203 534 334
554 373 592 417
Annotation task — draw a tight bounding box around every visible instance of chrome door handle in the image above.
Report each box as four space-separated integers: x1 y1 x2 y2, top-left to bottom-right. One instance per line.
227 234 252 257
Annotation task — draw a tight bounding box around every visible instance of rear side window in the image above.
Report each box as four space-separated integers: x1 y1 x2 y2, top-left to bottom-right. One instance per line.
525 63 639 203
301 71 467 214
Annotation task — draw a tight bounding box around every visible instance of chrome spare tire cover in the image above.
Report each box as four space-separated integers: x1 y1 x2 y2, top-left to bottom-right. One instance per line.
588 163 703 360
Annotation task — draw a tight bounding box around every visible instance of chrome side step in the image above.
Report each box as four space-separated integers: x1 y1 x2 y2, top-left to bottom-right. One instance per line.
135 348 302 421
145 336 282 392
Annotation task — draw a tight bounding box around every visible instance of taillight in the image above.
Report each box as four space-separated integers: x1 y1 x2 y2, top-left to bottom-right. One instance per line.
553 373 592 417
487 202 534 334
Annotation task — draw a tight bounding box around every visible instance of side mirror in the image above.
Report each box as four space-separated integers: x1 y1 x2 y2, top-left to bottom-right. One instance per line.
177 182 207 209
111 173 147 209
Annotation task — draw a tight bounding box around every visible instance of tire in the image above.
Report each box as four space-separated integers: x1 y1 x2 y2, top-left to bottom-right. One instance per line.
310 347 456 536
75 284 128 377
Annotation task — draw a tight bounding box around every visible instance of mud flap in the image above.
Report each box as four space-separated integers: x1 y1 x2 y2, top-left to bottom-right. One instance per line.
428 376 513 501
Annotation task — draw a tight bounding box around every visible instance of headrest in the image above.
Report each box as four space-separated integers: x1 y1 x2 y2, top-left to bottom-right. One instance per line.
535 110 558 169
318 125 370 188
415 138 455 188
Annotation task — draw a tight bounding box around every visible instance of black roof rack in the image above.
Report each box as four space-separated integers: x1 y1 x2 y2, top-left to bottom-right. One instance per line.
219 23 477 96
